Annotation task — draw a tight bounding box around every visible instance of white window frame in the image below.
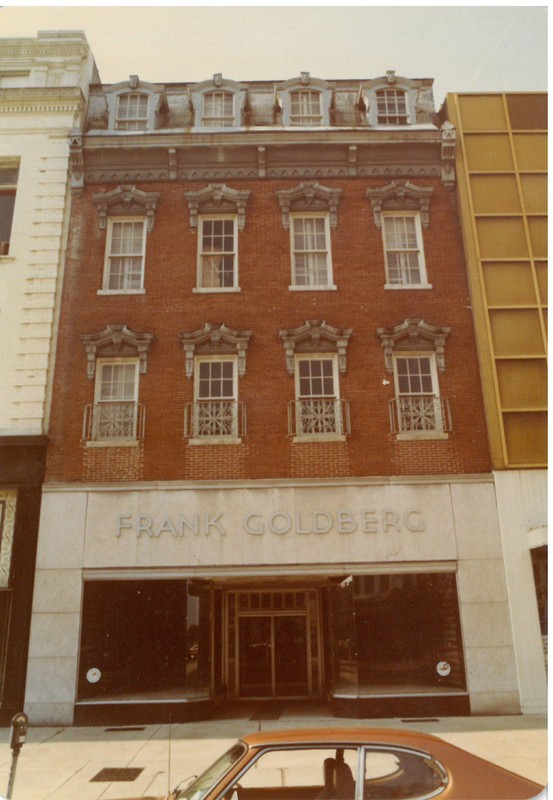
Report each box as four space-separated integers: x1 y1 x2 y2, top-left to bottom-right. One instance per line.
90 358 140 444
381 212 431 289
191 355 241 444
293 353 345 441
289 213 335 291
201 90 235 127
115 92 149 130
194 215 239 292
392 352 447 440
289 89 323 126
99 217 147 295
375 88 409 125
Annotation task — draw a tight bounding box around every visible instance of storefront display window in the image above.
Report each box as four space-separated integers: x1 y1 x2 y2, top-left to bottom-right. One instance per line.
77 579 212 701
329 572 466 696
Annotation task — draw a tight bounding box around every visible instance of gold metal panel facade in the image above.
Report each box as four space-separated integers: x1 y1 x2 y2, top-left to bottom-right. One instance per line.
448 92 547 468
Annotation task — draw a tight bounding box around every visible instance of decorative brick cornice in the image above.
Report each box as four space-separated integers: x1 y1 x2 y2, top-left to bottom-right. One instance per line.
179 323 253 379
81 325 154 378
279 320 352 375
376 318 450 372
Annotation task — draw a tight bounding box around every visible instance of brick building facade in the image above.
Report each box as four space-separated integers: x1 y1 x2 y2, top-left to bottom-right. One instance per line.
26 70 522 725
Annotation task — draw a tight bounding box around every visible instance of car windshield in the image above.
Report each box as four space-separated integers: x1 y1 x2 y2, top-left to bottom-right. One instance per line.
175 741 247 800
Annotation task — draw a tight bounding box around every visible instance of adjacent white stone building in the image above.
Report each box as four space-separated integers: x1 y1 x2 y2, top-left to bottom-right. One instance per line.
0 31 98 723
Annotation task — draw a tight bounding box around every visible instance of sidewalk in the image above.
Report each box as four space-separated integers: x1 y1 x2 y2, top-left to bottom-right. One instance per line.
0 706 547 800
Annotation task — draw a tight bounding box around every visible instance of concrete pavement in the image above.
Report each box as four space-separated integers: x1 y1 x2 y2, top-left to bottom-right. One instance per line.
0 704 546 799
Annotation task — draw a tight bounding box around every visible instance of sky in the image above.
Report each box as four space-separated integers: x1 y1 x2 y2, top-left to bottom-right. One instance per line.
0 5 547 109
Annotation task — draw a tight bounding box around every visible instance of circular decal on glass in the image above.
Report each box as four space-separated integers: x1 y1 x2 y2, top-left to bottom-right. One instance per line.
86 667 102 684
436 661 451 677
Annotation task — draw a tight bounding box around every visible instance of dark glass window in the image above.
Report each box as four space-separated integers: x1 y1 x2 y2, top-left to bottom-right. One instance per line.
77 579 212 700
0 167 18 254
329 572 466 696
507 94 547 130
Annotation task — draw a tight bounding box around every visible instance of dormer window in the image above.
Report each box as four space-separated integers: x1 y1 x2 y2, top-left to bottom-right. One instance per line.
376 89 408 125
279 74 333 127
104 77 166 132
290 90 322 126
202 91 235 127
191 76 247 129
116 92 149 130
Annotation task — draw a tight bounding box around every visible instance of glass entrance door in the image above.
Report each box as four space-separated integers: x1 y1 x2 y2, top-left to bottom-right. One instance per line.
238 614 309 698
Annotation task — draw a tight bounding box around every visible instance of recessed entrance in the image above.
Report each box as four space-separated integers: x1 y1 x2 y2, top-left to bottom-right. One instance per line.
227 588 322 700
239 614 309 698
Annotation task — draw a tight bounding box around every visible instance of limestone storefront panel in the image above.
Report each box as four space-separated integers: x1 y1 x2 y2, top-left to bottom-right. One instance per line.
80 482 458 568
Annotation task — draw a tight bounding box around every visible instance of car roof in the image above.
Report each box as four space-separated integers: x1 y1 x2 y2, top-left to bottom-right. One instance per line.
240 727 442 749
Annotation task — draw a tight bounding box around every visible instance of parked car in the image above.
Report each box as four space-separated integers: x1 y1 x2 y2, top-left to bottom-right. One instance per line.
124 728 544 800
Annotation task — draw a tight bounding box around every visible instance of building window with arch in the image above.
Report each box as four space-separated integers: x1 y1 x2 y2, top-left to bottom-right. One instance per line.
202 90 235 127
377 319 451 440
376 88 408 124
181 323 251 444
81 325 153 444
115 92 149 130
289 89 322 125
280 320 352 441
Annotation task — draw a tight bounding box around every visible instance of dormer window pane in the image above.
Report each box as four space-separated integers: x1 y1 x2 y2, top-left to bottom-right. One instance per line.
376 89 408 124
202 91 234 127
290 90 322 125
116 93 149 130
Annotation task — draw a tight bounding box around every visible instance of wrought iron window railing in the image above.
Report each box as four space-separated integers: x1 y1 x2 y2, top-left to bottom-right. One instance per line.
83 402 145 441
389 395 451 434
184 400 245 439
288 398 350 437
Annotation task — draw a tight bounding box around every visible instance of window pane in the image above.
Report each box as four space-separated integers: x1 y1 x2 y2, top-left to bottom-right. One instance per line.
77 580 211 701
99 363 136 401
0 192 16 245
237 747 357 794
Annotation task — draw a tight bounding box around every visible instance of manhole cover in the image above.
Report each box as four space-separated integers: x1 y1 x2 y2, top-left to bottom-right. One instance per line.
91 767 144 782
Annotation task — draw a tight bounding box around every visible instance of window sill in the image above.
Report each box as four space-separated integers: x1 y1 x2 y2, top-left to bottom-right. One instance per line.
395 431 449 441
0 256 15 263
188 437 242 446
97 289 145 295
192 287 241 294
292 434 347 443
384 283 433 290
289 285 337 292
84 439 140 448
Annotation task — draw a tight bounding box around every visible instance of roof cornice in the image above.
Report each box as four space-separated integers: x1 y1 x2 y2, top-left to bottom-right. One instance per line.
0 86 85 115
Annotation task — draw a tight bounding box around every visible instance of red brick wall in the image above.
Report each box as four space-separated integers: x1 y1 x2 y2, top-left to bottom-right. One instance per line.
46 177 492 483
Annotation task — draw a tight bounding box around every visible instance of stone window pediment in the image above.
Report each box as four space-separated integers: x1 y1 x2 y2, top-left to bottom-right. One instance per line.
179 323 252 379
367 180 433 228
276 182 342 230
184 183 251 231
376 318 450 373
279 320 352 375
93 185 160 232
81 324 154 378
